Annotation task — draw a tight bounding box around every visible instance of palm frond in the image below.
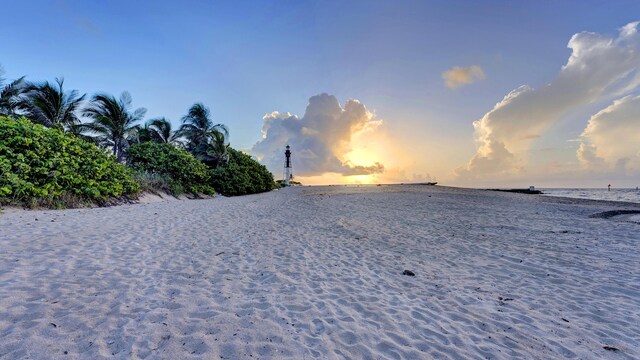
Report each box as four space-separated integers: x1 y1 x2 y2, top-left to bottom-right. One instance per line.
21 77 86 131
81 92 146 162
0 76 30 117
178 103 230 165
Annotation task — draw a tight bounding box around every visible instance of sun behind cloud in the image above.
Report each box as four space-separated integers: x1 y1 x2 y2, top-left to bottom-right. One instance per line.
251 93 427 185
252 94 386 182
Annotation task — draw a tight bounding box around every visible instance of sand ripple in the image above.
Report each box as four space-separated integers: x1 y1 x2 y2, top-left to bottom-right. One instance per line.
1 185 639 359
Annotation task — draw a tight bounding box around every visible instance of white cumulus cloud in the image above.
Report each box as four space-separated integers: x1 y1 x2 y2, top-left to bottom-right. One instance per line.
578 95 640 173
252 93 384 178
457 21 640 179
442 65 485 89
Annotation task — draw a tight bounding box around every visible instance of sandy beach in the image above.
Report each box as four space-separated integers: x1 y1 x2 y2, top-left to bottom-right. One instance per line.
1 185 639 359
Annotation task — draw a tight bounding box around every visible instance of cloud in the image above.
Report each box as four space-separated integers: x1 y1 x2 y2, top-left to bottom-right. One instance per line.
442 65 485 89
252 93 385 178
457 21 640 179
578 95 640 173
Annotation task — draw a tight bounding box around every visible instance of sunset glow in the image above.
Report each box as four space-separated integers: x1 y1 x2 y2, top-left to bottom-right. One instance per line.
1 1 638 187
2 3 639 359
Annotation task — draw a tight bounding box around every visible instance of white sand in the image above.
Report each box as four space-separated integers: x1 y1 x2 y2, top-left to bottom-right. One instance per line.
1 185 639 359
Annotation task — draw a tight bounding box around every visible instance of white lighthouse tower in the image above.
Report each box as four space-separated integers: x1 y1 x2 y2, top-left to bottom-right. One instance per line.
284 145 292 186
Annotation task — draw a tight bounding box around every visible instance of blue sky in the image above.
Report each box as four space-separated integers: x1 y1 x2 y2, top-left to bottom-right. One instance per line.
2 1 639 186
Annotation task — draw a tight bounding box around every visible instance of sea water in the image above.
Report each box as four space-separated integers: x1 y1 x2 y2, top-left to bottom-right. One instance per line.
541 188 640 204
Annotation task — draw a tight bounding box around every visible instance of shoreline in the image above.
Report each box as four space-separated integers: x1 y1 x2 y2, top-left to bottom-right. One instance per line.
3 184 640 215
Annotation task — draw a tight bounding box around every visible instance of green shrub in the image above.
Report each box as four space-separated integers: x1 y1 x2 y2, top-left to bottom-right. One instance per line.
0 116 139 207
209 148 276 196
127 142 215 195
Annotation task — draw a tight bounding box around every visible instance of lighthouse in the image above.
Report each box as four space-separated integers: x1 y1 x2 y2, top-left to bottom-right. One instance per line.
284 145 292 185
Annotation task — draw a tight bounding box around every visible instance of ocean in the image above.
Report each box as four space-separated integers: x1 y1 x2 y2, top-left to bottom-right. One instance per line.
541 188 640 204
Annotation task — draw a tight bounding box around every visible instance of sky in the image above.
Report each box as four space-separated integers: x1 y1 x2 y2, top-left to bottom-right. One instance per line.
1 0 639 187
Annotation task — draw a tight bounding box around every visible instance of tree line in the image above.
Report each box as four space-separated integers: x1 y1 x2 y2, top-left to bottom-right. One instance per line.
0 68 229 166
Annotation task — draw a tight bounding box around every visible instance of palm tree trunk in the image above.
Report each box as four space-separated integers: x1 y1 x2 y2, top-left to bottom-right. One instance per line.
113 141 118 159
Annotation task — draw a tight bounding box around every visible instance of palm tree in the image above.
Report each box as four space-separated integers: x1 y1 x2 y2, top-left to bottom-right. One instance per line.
0 67 29 118
22 78 86 131
179 103 229 166
134 118 182 146
145 117 181 144
135 122 155 143
205 129 229 166
80 92 146 162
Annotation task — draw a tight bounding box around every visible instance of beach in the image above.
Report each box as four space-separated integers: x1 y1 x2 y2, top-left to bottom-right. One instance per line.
1 185 639 359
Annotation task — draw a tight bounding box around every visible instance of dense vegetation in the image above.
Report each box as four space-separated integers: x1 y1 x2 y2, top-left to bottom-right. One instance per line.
127 142 215 195
210 148 277 196
0 65 279 208
0 117 139 207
